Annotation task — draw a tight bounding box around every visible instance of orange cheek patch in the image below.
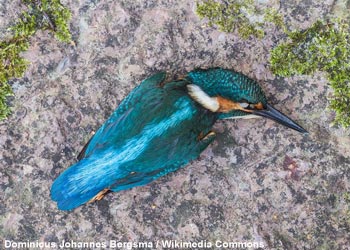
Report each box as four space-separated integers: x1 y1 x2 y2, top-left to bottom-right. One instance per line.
216 96 253 113
254 102 264 110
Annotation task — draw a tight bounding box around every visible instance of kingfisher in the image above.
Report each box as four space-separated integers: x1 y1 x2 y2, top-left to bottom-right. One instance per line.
51 68 307 210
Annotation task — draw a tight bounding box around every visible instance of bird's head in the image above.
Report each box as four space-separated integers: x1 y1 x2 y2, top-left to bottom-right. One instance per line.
186 68 307 133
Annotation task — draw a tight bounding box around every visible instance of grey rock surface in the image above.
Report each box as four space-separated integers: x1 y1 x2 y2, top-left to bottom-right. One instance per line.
0 0 349 249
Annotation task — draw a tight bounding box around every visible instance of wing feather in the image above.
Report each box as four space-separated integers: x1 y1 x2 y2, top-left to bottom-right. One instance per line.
80 72 167 159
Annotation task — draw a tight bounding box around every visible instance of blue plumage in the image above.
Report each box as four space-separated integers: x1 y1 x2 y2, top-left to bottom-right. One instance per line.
51 72 216 210
51 68 307 210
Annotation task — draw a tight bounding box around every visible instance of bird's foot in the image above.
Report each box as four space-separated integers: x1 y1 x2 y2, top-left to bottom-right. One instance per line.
196 131 216 152
203 131 216 140
198 131 216 141
87 188 110 203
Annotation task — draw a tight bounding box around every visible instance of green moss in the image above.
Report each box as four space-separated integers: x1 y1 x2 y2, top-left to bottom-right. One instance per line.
196 0 264 39
0 0 72 121
0 38 30 120
263 8 288 33
270 20 350 127
195 0 289 39
0 81 13 120
23 0 72 42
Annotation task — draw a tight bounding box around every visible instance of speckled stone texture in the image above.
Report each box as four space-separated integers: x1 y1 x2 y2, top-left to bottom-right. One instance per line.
1 0 349 249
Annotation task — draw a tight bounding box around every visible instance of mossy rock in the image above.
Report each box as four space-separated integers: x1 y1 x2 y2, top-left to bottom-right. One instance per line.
270 20 350 128
195 1 350 128
0 0 72 121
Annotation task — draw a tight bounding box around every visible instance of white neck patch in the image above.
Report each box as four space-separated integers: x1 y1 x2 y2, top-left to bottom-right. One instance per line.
187 84 219 112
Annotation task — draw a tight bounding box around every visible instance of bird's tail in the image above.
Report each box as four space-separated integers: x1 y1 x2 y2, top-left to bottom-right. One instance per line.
51 157 117 211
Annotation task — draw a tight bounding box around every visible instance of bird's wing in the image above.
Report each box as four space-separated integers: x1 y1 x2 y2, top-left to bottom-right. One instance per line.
78 72 167 160
108 105 217 192
51 87 205 210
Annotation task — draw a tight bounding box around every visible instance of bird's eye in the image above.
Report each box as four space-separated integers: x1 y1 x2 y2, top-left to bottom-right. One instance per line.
239 102 250 108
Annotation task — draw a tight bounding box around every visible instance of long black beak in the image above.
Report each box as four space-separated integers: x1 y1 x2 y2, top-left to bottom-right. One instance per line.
253 104 308 134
